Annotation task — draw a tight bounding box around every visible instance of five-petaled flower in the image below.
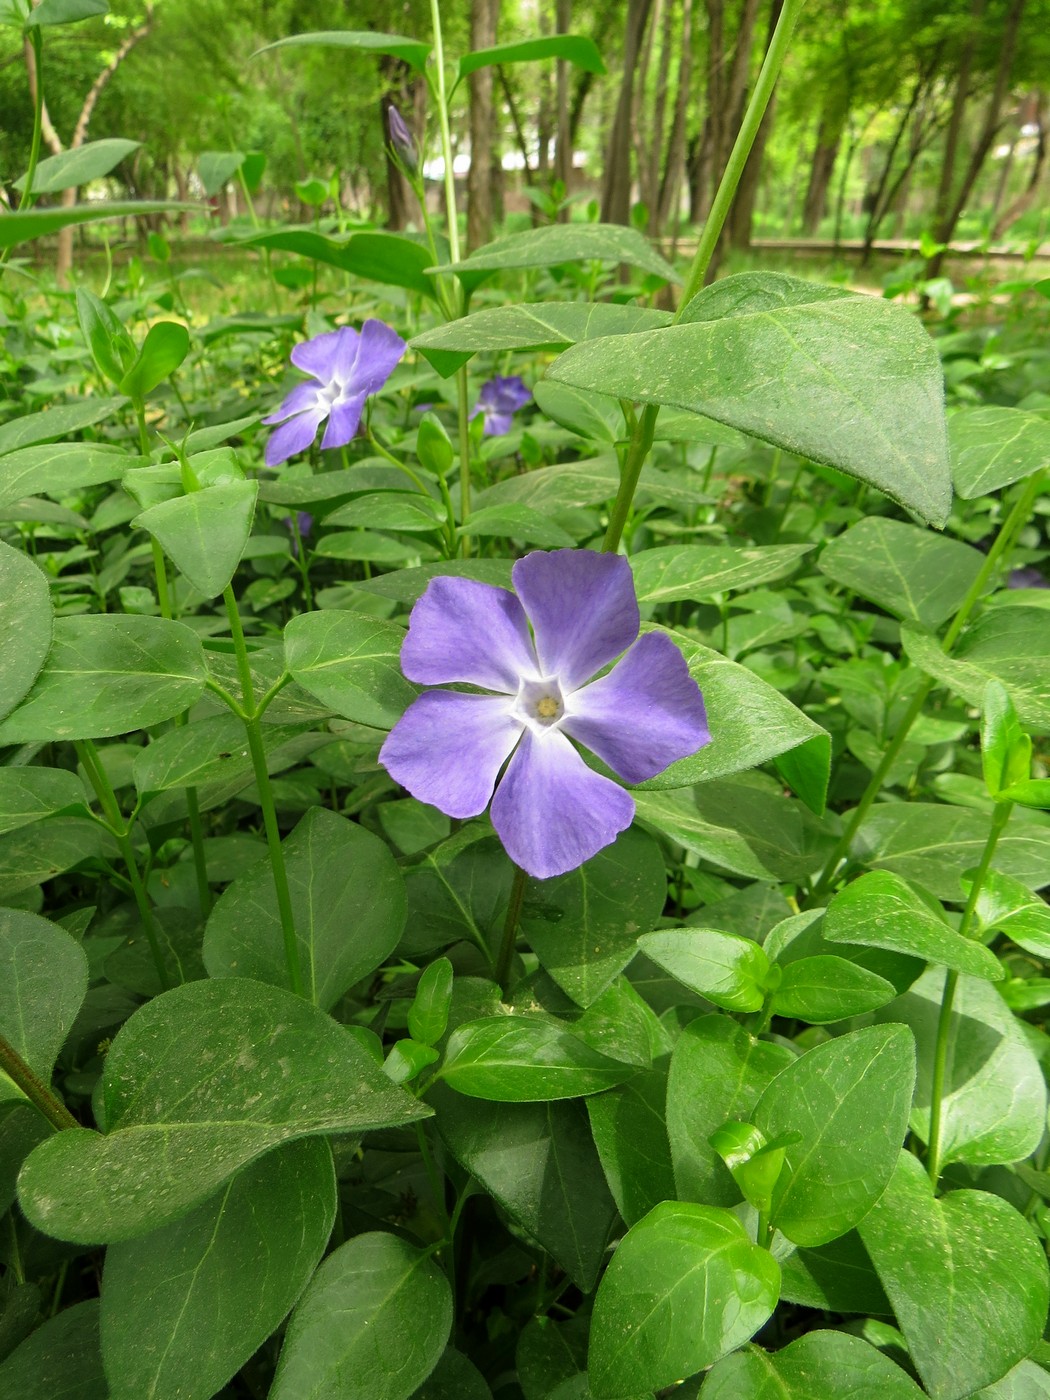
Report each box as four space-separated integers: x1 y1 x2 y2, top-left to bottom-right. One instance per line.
263 321 405 467
379 550 711 879
470 375 531 436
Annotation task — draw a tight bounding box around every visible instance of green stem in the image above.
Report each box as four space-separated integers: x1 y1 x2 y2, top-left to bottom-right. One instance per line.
222 586 304 999
16 28 44 214
184 786 212 917
602 405 658 553
811 469 1046 898
0 1031 79 1132
428 0 462 270
456 367 472 545
675 0 807 312
495 865 528 999
926 798 1013 1186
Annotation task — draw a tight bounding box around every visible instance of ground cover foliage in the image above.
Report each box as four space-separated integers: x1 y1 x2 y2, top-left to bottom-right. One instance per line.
2 5 1050 1400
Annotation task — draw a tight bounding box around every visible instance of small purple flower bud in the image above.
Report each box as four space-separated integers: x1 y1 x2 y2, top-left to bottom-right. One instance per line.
387 105 418 169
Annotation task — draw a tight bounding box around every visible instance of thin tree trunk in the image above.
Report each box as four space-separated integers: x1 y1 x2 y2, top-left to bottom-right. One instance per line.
655 0 694 234
802 109 842 235
600 0 655 224
993 91 1047 237
554 0 572 216
860 75 927 264
467 0 501 249
728 0 784 249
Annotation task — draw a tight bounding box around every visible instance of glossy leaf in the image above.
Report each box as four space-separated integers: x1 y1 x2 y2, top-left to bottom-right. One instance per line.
632 543 813 603
119 321 190 400
0 768 85 836
443 224 677 286
859 1151 1049 1400
753 1024 916 1246
948 404 1050 498
17 978 427 1243
0 397 125 455
25 0 106 24
981 679 1033 799
0 442 128 510
100 1138 336 1400
771 955 897 1023
0 817 107 900
409 958 454 1046
637 929 769 1012
0 909 87 1095
549 272 952 525
218 225 437 298
701 1330 925 1398
284 610 415 729
0 541 51 724
0 1302 107 1400
440 1015 633 1101
204 807 406 1010
589 1202 780 1397
585 1066 677 1226
0 616 207 743
15 139 139 195
902 612 1050 729
0 201 192 252
975 868 1050 956
777 1231 892 1315
133 714 312 796
134 481 258 598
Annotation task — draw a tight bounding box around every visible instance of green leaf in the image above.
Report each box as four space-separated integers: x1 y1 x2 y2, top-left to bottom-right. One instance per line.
133 480 257 597
777 1231 892 1315
981 679 1033 799
457 35 604 81
217 226 437 298
271 1232 451 1400
948 405 1050 499
402 830 511 957
433 1087 616 1290
975 1362 1050 1399
0 541 51 724
284 610 415 730
17 978 428 1243
409 958 454 1046
666 1014 794 1207
256 29 432 70
458 503 578 548
25 0 106 25
818 519 985 629
632 543 813 603
588 1201 780 1397
585 1065 677 1226
701 1330 925 1399
196 151 244 194
0 201 193 252
0 909 87 1098
975 868 1050 956
203 807 405 1010
0 442 129 510
548 272 952 526
76 286 136 384
410 302 671 375
118 321 190 400
0 616 207 743
520 827 667 1007
635 631 830 814
0 817 107 900
325 492 446 533
443 224 677 287
858 1151 1050 1400
637 929 769 1012
132 715 313 796
902 612 1050 730
14 138 139 195
0 1301 107 1400
0 768 85 836
0 397 125 455
771 954 897 1023
824 870 1004 981
875 968 1047 1168
410 1350 492 1400
100 1138 336 1400
753 1024 916 1246
440 1015 633 1101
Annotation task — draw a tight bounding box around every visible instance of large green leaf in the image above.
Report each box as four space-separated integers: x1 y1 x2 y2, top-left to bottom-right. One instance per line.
434 1087 616 1290
585 1065 676 1226
203 807 406 1010
440 1015 633 1101
0 817 107 900
753 1024 915 1246
132 714 313 796
948 405 1050 499
588 1202 780 1397
0 397 125 455
118 321 190 400
0 201 192 251
14 139 139 195
701 1330 925 1398
0 909 87 1101
442 224 677 287
411 302 671 375
17 978 427 1243
824 870 1004 981
0 541 51 724
548 272 952 525
271 1232 451 1400
632 544 812 603
217 226 436 298
0 615 207 742
667 1014 794 1208
0 768 85 836
100 1138 336 1400
0 1301 107 1400
284 610 415 730
859 1152 1049 1400
902 613 1050 729
256 29 432 70
457 34 604 80
0 442 129 509
25 0 107 25
520 827 667 1007
638 929 769 1012
818 519 985 629
134 481 258 598
875 968 1047 1168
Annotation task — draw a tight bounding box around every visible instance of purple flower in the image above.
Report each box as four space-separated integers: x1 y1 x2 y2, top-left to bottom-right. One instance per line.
387 104 418 168
263 321 405 468
470 375 531 436
1008 566 1048 589
379 550 711 879
281 511 313 557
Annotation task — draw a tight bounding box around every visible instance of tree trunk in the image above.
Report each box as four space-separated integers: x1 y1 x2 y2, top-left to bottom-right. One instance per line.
801 110 841 235
467 0 501 250
554 0 573 216
993 91 1047 237
728 0 784 250
600 0 655 225
655 0 694 235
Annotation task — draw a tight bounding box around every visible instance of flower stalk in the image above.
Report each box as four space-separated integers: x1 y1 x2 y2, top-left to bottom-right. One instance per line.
0 1032 79 1133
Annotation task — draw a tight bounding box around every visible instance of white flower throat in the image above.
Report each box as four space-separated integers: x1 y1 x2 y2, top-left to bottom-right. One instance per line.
514 675 568 734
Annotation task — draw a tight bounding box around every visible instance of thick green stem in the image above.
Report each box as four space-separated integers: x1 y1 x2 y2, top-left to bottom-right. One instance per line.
495 865 529 1000
0 1032 79 1133
222 586 304 999
811 469 1046 898
926 799 1013 1185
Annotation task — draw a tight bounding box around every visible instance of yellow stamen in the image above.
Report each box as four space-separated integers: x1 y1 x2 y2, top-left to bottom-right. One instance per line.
537 696 559 719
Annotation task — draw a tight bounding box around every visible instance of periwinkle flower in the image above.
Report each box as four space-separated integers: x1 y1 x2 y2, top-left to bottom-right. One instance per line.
1008 566 1048 589
387 104 418 168
263 321 405 468
471 375 531 436
379 550 710 879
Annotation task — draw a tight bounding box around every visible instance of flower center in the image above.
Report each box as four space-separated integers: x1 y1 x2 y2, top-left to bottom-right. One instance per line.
515 676 566 733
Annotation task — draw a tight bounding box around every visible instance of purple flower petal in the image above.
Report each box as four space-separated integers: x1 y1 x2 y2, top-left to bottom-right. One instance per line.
265 406 327 467
482 411 514 437
563 632 711 783
290 329 345 381
353 320 407 395
379 692 522 819
490 730 634 879
401 577 539 692
321 393 367 450
512 550 639 692
262 381 321 425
